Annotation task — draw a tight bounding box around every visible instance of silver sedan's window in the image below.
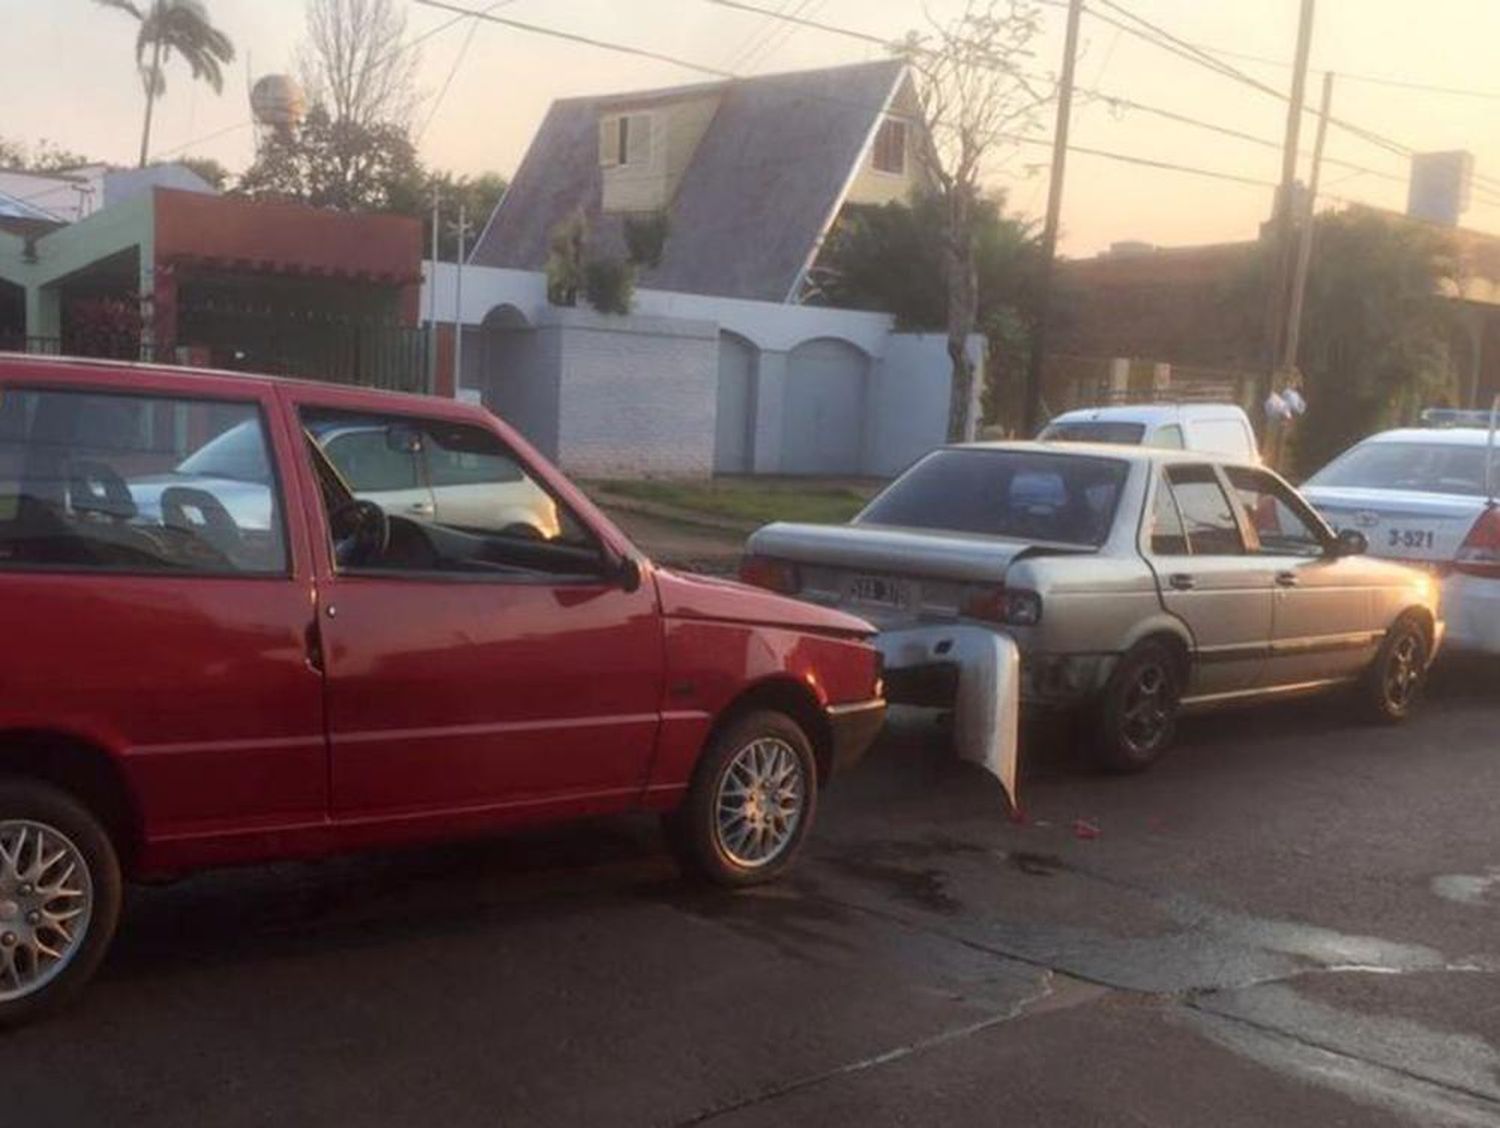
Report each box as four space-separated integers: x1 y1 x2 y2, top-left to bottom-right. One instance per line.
1224 467 1325 557
1149 474 1189 555
1307 441 1492 497
857 449 1128 547
1164 466 1244 555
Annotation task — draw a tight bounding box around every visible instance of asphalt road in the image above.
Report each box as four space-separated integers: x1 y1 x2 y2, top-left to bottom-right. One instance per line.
7 661 1500 1127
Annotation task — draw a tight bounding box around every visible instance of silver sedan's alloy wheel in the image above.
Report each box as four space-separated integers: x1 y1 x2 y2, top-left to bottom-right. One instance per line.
714 737 806 869
1121 660 1172 753
1383 631 1423 711
0 821 93 1003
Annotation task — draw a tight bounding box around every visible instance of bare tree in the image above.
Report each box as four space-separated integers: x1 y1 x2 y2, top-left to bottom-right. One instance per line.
899 1 1048 439
298 0 419 129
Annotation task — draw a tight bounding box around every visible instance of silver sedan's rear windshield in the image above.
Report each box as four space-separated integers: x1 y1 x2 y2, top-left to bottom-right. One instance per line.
1307 441 1493 497
857 449 1129 546
1038 420 1146 444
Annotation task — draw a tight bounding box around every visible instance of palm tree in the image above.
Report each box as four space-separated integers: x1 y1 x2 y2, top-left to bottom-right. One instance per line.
95 0 235 168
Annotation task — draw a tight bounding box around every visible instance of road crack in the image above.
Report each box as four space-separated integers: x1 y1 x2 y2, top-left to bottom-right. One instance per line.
671 971 1071 1126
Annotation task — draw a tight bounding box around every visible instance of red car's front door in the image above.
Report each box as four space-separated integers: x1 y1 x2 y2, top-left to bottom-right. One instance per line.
283 388 664 824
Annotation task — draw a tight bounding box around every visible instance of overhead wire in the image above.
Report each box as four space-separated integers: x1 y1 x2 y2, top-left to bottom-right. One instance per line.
702 0 1415 194
145 0 508 163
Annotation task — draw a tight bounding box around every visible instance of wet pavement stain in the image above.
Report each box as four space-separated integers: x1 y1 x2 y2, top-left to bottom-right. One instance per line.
1433 868 1500 906
827 856 964 916
1010 851 1067 877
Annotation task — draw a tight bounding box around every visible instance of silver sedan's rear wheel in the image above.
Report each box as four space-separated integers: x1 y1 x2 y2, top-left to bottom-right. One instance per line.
0 781 122 1028
1093 641 1183 772
664 710 818 886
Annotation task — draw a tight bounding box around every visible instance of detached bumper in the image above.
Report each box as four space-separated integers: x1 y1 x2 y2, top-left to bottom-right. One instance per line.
826 698 887 776
874 625 1021 809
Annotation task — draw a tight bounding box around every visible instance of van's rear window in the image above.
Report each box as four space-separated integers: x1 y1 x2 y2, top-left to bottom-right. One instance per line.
1038 421 1146 444
857 449 1128 546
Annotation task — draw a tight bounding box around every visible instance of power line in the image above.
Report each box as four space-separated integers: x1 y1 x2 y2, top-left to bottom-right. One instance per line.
724 0 798 71
1081 0 1500 201
1080 0 1414 158
417 0 518 142
152 120 255 161
1041 139 1277 189
703 0 1413 192
411 0 734 78
706 0 892 49
1168 38 1500 103
390 0 1500 222
147 0 499 164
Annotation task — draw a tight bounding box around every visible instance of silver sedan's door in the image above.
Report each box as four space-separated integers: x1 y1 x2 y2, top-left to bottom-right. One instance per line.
1147 465 1275 696
1222 466 1380 684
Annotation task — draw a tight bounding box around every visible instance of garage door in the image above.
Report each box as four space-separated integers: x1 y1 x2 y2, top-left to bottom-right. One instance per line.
782 338 867 475
714 332 756 474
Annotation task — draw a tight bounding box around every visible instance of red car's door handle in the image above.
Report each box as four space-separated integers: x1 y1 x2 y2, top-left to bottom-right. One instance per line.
1275 571 1299 587
304 620 325 674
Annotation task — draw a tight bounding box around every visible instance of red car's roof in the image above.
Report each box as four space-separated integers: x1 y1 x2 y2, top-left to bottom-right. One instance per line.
0 351 484 421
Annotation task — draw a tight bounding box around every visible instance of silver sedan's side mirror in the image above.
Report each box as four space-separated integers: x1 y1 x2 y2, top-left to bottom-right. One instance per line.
1332 528 1368 557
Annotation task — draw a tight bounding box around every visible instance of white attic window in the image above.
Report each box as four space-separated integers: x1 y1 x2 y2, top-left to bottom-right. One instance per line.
599 112 656 170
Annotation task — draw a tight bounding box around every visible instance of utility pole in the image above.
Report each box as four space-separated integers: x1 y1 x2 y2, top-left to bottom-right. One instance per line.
427 188 441 393
1282 70 1333 377
1261 0 1317 406
1022 0 1084 435
453 202 468 396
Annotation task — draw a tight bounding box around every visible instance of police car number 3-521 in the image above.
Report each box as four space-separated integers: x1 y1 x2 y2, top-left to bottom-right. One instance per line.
1388 528 1435 550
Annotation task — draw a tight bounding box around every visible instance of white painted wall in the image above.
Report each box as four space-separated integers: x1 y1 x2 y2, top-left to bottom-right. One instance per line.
424 262 977 478
548 306 718 478
427 262 894 354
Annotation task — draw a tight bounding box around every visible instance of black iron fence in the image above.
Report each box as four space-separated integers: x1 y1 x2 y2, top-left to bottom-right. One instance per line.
1 323 430 395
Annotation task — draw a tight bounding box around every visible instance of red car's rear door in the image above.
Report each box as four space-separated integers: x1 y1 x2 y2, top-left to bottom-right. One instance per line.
0 363 327 868
280 385 664 825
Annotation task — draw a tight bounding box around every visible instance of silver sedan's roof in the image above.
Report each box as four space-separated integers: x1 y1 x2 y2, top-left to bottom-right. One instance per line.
949 439 1254 468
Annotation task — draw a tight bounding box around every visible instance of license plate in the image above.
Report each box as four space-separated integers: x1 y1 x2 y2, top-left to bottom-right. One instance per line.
1385 527 1437 552
846 574 910 608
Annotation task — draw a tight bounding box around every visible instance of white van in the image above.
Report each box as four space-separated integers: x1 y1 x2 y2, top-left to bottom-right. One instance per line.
1038 403 1260 462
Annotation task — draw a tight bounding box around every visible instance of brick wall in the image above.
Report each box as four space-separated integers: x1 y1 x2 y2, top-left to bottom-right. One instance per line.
546 307 718 477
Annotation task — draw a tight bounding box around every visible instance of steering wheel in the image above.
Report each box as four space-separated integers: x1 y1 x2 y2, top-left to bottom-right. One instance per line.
500 522 547 541
329 499 390 567
161 486 242 559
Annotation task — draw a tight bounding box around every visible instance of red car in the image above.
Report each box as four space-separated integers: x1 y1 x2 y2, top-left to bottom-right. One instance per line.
0 355 884 1024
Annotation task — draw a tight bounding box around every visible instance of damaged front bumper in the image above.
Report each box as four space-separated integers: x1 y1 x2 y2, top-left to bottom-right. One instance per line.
826 697 888 777
874 624 1021 809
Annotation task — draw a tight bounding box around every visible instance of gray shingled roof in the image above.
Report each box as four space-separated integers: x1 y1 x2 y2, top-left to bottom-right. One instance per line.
469 59 906 303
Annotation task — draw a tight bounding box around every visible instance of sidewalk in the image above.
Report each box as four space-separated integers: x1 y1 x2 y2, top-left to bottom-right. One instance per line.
591 488 751 574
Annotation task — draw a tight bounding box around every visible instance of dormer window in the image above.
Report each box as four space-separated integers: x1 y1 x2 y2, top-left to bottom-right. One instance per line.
872 118 907 175
600 112 655 170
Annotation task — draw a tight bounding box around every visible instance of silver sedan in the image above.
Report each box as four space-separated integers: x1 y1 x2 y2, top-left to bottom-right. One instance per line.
743 442 1443 772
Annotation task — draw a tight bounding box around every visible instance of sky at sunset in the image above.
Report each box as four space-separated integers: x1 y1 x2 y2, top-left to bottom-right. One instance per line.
5 0 1500 256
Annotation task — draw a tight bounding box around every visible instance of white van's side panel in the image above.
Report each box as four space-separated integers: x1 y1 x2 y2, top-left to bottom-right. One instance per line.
1184 416 1257 461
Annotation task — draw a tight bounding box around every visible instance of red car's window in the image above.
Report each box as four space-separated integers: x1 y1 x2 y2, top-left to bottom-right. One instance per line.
299 406 600 579
0 386 287 575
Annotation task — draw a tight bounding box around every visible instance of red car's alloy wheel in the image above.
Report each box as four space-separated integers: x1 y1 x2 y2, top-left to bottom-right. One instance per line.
713 737 807 869
0 820 94 1003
